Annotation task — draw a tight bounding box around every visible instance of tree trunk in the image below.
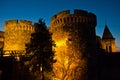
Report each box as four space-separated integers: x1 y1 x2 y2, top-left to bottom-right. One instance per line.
41 64 44 80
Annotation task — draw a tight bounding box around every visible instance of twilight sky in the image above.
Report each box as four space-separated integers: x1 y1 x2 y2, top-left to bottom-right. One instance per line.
0 0 120 51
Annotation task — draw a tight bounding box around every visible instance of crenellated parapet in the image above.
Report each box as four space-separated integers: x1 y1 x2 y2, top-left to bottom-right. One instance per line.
50 9 97 28
4 20 34 31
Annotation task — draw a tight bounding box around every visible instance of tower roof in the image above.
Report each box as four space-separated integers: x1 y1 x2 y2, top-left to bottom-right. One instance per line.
102 25 115 39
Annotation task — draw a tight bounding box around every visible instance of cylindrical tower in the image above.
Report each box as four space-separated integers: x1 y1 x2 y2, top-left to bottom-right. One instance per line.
49 9 97 80
4 20 34 56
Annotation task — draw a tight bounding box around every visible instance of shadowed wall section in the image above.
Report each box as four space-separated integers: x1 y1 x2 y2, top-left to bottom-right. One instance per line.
0 31 4 49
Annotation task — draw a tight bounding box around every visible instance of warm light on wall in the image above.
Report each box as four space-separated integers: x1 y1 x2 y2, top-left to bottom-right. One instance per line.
55 40 66 47
3 20 34 56
49 9 97 80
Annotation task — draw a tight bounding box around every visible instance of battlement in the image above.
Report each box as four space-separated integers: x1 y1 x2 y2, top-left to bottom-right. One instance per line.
5 20 32 25
50 9 97 27
74 9 88 16
5 20 18 25
4 20 34 31
20 20 32 25
51 10 70 20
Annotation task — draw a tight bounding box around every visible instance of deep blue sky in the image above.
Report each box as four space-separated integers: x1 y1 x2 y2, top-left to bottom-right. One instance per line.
0 0 120 51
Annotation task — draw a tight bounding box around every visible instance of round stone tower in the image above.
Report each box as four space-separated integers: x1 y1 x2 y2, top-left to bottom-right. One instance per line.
49 9 97 80
4 20 34 56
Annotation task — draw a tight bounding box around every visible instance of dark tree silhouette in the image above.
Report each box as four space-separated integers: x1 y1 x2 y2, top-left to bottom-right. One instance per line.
26 19 55 80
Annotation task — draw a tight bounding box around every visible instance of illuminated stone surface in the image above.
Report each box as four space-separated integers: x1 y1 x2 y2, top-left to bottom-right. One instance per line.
0 9 116 79
3 20 34 55
49 9 97 80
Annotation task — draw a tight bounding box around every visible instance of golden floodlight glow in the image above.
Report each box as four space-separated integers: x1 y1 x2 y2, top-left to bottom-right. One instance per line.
55 40 66 47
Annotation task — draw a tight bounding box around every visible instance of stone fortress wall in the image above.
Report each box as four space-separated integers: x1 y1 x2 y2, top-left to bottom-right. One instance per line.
49 9 97 79
0 9 115 56
3 20 34 55
0 9 116 79
50 9 97 53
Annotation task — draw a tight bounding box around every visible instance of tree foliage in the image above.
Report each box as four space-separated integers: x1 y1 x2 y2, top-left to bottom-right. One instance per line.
52 24 87 80
25 19 55 75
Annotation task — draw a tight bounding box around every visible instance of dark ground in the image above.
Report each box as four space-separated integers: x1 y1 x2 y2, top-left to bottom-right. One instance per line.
97 52 120 80
0 57 34 80
0 52 120 80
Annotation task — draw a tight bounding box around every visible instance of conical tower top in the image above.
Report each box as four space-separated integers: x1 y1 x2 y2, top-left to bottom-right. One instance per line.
102 24 115 39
